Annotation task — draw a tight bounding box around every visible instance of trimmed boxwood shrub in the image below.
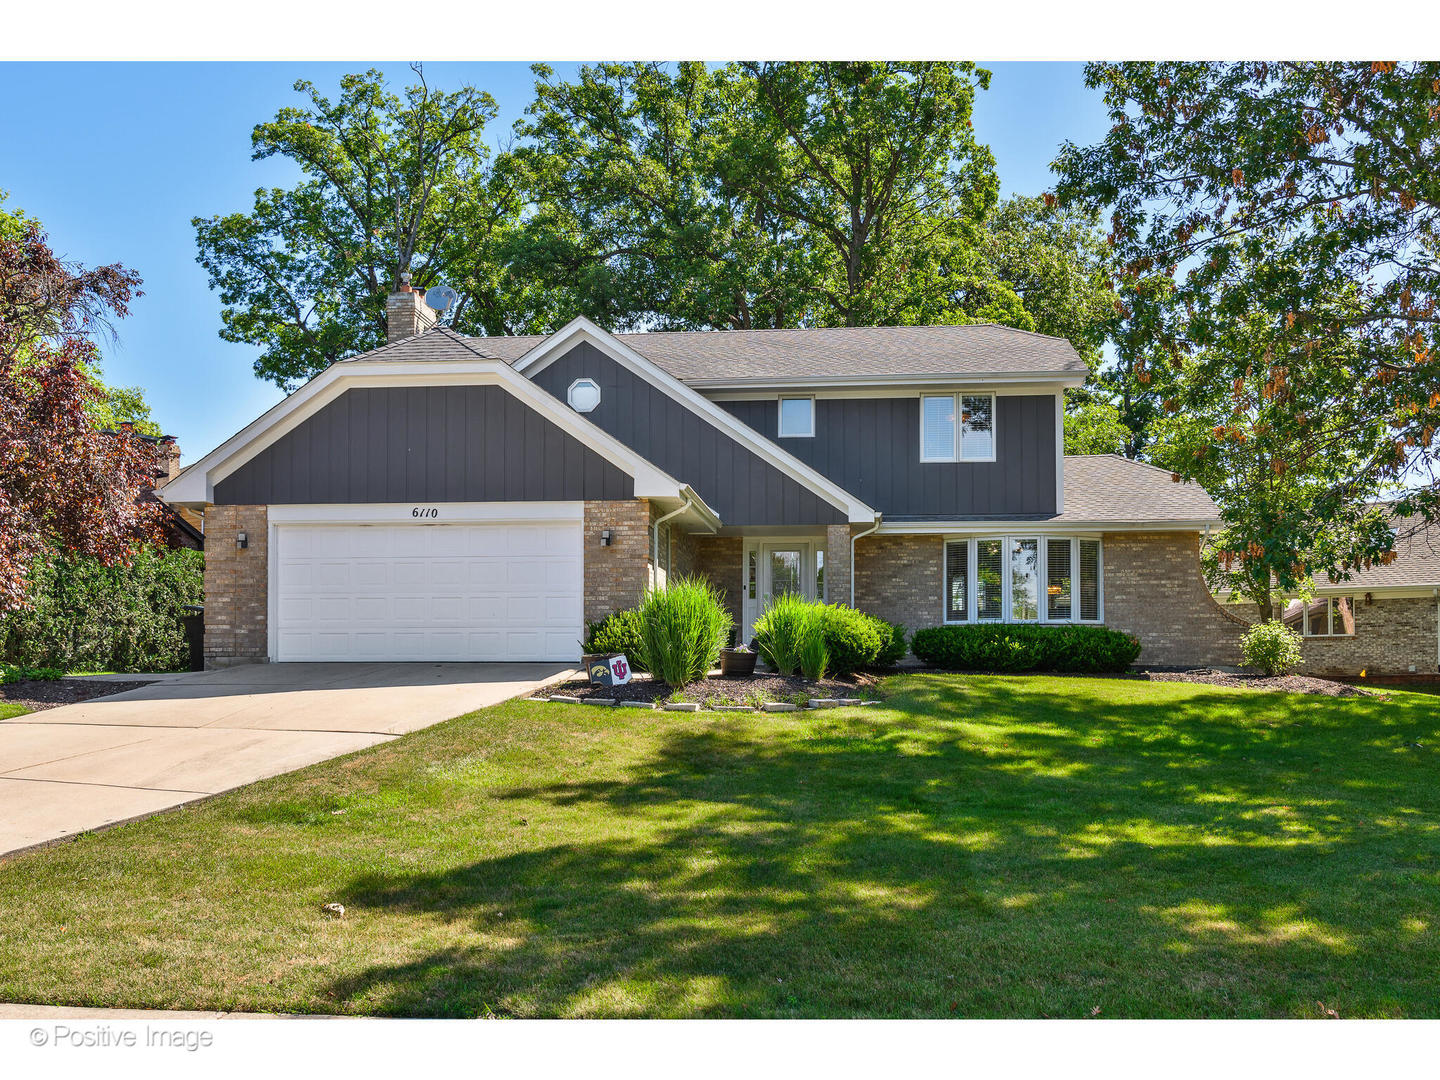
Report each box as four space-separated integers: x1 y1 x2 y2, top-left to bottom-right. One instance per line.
818 604 886 676
910 624 1141 673
874 621 909 668
582 609 649 673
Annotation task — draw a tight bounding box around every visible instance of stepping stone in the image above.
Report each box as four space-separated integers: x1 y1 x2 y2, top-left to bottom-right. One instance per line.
711 704 754 713
762 702 800 712
548 695 582 705
582 697 618 706
663 701 701 712
808 698 841 708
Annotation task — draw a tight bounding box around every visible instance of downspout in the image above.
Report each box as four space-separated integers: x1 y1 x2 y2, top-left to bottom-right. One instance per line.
651 498 693 589
850 514 883 608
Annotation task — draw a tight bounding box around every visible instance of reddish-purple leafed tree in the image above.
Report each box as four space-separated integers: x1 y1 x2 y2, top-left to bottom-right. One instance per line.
0 220 162 611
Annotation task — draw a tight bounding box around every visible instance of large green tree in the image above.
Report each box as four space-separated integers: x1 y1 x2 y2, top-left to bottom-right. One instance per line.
1147 284 1398 618
1054 61 1440 523
194 66 544 390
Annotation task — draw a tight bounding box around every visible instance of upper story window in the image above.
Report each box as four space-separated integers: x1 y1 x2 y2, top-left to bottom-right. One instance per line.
567 377 601 413
921 393 996 462
778 396 815 438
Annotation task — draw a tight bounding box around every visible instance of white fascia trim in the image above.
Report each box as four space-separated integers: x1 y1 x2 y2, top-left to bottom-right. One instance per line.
686 371 1088 391
1217 582 1440 601
159 358 688 506
705 381 1084 402
267 502 584 526
512 316 877 524
877 519 1220 535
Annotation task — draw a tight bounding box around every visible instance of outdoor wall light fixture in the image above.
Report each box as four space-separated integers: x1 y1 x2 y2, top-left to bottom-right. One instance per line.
600 529 613 547
236 532 248 549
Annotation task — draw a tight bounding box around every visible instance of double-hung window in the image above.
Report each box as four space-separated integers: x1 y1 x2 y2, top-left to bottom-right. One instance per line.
944 535 1102 624
920 393 995 462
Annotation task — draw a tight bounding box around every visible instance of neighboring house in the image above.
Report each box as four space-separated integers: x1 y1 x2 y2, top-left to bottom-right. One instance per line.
1220 511 1440 677
161 286 1245 669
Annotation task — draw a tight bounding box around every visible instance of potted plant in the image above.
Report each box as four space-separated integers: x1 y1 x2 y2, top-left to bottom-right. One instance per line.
720 643 758 677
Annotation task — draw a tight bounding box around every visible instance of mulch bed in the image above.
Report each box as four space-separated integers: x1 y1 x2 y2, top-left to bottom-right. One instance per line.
1139 669 1380 697
538 671 884 707
0 678 150 713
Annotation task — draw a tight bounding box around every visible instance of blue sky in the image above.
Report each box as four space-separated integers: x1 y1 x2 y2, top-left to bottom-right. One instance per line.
0 61 1109 461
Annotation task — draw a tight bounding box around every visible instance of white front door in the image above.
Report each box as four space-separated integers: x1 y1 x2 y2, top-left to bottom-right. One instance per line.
742 541 817 640
272 520 583 662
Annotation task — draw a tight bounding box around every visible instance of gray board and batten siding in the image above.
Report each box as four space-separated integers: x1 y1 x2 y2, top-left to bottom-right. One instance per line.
719 395 1058 519
212 384 634 505
529 341 846 527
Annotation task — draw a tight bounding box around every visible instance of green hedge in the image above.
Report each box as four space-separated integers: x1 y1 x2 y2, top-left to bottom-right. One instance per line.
0 546 204 672
910 624 1141 673
754 599 907 677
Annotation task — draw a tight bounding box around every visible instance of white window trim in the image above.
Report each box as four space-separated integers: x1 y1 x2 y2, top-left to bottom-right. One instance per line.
1300 596 1357 637
567 377 602 413
942 534 1104 626
919 392 997 464
777 396 815 438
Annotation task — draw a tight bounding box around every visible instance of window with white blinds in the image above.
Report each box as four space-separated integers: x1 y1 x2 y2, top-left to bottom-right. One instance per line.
921 393 996 462
944 536 1102 624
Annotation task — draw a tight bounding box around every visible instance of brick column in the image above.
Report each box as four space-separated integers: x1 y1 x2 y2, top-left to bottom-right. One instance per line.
583 499 652 625
204 505 269 668
825 523 852 606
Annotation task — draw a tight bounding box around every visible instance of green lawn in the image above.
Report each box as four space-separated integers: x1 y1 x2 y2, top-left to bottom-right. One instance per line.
0 702 30 720
1 674 1437 1018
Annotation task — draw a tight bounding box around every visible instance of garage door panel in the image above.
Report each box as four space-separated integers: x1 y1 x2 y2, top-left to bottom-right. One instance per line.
275 519 583 662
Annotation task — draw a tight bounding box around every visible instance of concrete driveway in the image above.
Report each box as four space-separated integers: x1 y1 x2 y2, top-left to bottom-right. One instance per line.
0 662 573 857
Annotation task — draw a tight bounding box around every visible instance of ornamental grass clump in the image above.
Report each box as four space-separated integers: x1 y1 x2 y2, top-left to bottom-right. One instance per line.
752 593 814 676
1241 619 1304 676
634 576 732 687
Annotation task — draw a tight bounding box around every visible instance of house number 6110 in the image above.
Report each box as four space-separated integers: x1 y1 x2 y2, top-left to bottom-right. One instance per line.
411 507 439 518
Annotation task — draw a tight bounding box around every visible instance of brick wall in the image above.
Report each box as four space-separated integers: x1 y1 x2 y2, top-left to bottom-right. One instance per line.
853 533 944 630
203 504 269 667
852 528 1251 668
694 535 745 634
1229 596 1438 676
825 524 852 606
1101 531 1247 667
583 499 652 625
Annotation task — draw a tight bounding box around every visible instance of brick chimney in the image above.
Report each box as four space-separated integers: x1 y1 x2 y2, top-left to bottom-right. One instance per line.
385 274 437 342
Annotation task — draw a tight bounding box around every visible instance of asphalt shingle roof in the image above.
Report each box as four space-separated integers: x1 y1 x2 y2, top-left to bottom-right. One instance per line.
458 324 1086 382
1320 513 1440 590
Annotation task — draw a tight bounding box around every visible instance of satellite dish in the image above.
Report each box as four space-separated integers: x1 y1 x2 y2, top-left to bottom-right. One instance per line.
425 284 459 314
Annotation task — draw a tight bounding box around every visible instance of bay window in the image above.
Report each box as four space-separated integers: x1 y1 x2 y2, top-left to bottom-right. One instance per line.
944 535 1103 624
920 393 996 462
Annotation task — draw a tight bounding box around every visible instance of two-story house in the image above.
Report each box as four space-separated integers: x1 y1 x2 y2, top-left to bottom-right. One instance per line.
162 286 1247 669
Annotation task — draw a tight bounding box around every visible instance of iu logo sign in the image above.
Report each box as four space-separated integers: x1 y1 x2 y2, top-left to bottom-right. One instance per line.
588 654 632 686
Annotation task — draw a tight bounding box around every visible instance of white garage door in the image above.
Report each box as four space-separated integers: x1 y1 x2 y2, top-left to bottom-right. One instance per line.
273 520 583 662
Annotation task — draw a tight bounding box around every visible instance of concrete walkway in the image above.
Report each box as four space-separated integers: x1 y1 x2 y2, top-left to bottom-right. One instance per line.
0 662 574 857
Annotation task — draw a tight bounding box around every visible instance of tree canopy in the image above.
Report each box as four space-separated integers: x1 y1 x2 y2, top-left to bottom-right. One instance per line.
0 213 163 611
194 66 545 391
199 63 1120 388
1055 61 1440 521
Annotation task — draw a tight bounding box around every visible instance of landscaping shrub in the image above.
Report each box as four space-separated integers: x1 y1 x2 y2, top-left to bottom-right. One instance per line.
910 624 1142 673
818 605 885 676
582 609 649 672
753 593 814 676
1241 619 1304 676
0 546 204 672
0 664 63 685
634 575 732 687
874 621 909 668
797 621 829 680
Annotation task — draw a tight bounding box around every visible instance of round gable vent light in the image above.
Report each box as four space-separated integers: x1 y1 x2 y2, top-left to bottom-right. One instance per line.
567 378 602 413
